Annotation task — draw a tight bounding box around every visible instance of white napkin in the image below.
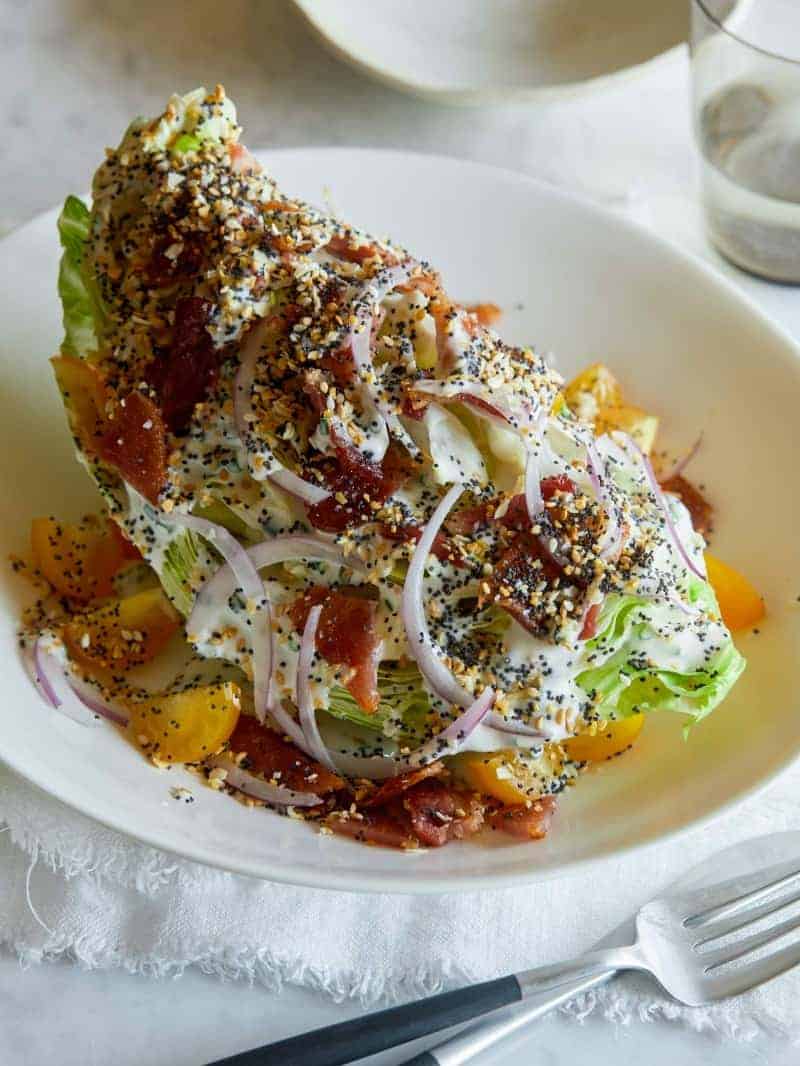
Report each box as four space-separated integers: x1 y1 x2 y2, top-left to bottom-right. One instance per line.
1 759 799 1044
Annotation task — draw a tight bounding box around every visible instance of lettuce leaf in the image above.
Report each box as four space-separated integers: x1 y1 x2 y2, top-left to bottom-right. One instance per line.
577 587 746 726
325 662 432 740
56 196 101 359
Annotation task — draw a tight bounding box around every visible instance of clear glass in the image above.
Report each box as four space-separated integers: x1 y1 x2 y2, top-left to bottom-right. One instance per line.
691 0 800 281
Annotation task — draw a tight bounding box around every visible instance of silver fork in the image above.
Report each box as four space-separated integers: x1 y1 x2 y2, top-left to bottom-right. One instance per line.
398 849 800 1066
214 836 800 1066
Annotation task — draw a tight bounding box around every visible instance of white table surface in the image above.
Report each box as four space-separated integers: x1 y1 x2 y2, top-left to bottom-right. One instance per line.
2 2 799 1063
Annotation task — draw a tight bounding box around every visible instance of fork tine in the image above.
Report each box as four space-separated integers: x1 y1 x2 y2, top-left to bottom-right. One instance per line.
693 886 800 946
682 858 800 928
702 912 800 971
710 936 800 999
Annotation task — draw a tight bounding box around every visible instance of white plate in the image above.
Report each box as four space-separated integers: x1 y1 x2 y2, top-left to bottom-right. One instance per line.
2 148 799 893
292 0 687 104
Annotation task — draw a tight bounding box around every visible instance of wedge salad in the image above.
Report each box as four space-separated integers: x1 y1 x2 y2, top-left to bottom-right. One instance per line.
19 87 765 849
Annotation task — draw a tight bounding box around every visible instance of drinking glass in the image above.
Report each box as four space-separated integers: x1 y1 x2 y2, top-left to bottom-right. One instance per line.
691 0 800 281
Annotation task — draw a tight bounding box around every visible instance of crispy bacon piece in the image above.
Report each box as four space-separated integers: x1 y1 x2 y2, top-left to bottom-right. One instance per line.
541 474 577 499
288 587 382 713
403 779 485 847
448 482 575 538
99 391 167 505
330 777 485 849
489 796 556 840
379 521 463 566
145 233 205 287
228 716 343 794
148 296 219 435
579 602 601 641
486 532 564 635
361 763 444 809
326 809 418 849
661 475 713 538
307 438 416 533
319 345 356 388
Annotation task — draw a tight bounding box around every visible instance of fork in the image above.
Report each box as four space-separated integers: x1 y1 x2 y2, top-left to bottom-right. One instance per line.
209 845 800 1066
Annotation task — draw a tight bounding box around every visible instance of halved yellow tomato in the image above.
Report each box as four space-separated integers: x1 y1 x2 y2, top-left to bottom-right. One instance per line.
563 714 644 762
31 515 133 602
705 553 765 632
63 588 179 671
51 354 108 451
450 745 566 805
126 682 241 764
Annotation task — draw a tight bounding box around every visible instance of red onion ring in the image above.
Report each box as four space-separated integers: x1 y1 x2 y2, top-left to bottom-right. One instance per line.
632 443 706 581
401 483 472 709
268 467 330 506
67 672 129 727
168 513 277 735
346 262 418 461
404 687 496 769
296 605 338 773
28 637 128 727
485 711 545 738
661 433 703 484
206 756 322 807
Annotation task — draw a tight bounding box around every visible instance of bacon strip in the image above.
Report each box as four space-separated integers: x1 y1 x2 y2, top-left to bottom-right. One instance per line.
228 716 342 794
288 587 382 713
99 392 167 505
307 438 416 533
489 796 557 840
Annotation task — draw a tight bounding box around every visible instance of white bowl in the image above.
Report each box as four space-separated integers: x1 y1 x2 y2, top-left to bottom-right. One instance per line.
1 148 798 892
292 0 687 104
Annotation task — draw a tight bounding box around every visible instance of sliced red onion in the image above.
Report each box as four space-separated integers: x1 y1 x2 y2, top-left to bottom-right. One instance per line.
439 686 495 741
585 440 622 560
346 262 418 461
67 672 129 727
269 467 330 506
28 637 121 728
404 687 496 769
485 711 545 738
401 483 472 709
207 756 322 808
413 379 541 435
633 444 706 581
234 320 331 506
167 513 279 736
296 605 338 774
31 638 60 709
524 447 544 523
327 751 400 781
661 433 703 484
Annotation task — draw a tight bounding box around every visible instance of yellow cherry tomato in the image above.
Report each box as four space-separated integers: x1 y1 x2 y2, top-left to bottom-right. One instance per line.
705 553 765 632
63 588 179 671
126 682 241 764
563 714 644 762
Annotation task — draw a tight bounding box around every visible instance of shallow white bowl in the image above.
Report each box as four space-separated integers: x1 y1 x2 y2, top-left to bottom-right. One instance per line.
292 0 687 104
1 148 798 892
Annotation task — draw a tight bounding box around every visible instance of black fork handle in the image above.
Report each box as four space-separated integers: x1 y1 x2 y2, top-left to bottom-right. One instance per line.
206 974 522 1066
